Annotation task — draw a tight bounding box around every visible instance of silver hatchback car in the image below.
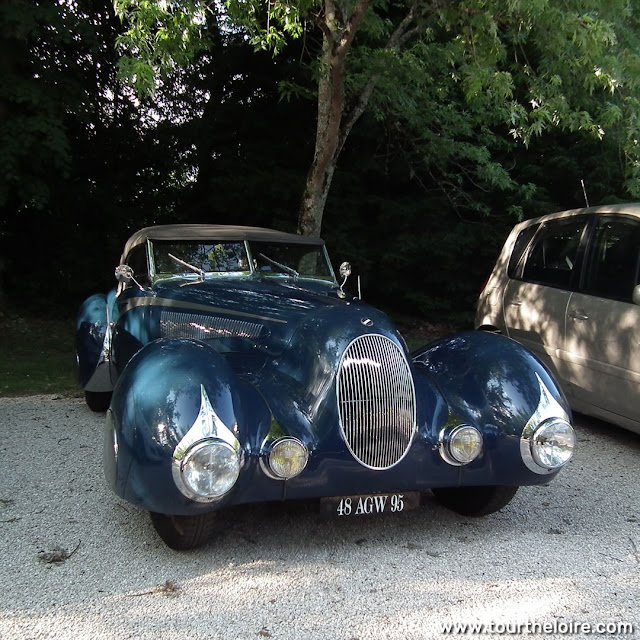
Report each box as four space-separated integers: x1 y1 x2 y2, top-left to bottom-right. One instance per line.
476 203 640 433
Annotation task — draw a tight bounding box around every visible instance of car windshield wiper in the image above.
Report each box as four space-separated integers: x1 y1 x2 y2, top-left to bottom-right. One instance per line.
258 253 299 278
168 253 205 279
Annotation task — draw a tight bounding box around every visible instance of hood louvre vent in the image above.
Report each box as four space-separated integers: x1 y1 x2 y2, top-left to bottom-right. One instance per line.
336 334 416 469
160 311 264 341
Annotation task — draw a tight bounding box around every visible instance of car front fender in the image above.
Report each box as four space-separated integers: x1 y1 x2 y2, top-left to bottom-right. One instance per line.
76 291 117 391
104 338 277 515
412 331 573 484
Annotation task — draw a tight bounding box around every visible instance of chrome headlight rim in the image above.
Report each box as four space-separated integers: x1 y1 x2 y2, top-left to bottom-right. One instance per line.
439 424 483 466
530 417 575 471
260 437 309 480
172 438 241 503
521 417 575 474
520 373 574 475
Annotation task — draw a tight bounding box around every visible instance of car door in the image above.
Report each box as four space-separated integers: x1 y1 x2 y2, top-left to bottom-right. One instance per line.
503 216 588 383
564 215 640 424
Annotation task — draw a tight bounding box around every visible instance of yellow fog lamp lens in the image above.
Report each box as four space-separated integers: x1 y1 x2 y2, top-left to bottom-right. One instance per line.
268 438 309 479
447 425 483 464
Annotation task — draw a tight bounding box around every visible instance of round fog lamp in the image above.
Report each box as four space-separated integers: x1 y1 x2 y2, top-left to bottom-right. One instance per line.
531 419 575 469
181 440 240 499
449 425 483 464
268 438 308 479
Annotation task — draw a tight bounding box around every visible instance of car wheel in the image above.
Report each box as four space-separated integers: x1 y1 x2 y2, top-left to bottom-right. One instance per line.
431 485 518 517
84 390 112 412
149 512 217 550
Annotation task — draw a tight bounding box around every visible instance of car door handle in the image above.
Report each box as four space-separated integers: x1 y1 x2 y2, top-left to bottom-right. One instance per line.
509 300 522 307
568 310 589 321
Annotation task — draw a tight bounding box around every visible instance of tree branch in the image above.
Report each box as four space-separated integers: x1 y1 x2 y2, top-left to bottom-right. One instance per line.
338 1 424 154
337 0 371 57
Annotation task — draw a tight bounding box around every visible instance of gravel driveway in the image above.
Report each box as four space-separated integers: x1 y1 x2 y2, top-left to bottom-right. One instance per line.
1 395 639 640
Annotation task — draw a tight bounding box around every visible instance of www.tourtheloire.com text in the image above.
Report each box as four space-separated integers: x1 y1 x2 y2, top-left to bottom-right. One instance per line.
439 621 635 636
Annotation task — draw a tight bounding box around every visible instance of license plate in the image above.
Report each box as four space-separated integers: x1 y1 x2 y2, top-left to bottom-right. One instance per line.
320 492 421 517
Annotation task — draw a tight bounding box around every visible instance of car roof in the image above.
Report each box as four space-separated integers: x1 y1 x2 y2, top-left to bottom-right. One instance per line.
122 224 325 259
521 202 640 228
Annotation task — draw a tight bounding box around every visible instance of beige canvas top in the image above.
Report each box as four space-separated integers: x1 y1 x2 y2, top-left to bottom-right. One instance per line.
122 224 324 261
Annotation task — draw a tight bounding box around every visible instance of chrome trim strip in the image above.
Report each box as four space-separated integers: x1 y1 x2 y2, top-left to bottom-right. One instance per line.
85 302 116 392
173 385 242 461
119 296 287 324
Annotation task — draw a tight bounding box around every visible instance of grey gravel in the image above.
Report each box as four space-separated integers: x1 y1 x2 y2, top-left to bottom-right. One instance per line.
1 395 639 639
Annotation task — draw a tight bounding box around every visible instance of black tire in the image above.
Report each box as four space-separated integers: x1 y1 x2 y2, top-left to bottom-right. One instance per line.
432 485 519 517
84 390 112 412
150 512 217 550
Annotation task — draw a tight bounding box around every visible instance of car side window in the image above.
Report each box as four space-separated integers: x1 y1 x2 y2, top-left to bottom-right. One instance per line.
521 217 586 289
582 216 640 302
507 224 540 278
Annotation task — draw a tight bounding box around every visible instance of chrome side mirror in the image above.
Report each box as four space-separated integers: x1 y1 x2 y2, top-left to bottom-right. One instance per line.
337 262 351 299
633 284 640 306
115 264 145 291
115 264 134 283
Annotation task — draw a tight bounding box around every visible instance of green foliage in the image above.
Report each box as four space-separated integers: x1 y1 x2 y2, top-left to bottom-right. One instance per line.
110 0 640 216
114 0 210 94
226 0 313 53
348 0 640 209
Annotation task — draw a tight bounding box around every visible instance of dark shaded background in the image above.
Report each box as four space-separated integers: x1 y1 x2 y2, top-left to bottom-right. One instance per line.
0 1 628 323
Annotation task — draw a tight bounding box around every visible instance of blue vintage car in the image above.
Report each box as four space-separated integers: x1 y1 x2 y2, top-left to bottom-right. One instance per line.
76 224 575 549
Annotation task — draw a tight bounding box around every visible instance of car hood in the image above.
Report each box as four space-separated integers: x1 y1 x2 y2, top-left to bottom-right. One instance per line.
144 277 397 354
154 276 344 315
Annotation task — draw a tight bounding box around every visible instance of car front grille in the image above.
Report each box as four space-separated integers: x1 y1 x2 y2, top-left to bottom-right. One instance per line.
336 334 416 469
160 311 264 341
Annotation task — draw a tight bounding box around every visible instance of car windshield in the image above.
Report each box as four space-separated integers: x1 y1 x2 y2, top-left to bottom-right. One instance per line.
151 239 334 281
249 241 333 280
153 241 249 276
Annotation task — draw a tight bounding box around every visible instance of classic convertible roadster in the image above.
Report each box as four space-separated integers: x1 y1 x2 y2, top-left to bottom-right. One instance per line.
76 224 575 549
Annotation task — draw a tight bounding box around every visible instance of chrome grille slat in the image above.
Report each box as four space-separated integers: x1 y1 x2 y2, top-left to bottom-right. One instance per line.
337 334 417 469
160 311 263 341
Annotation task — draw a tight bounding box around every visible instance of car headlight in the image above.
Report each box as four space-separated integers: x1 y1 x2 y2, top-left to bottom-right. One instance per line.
171 385 243 502
530 418 575 469
521 374 575 474
439 425 483 466
178 440 240 501
263 438 309 479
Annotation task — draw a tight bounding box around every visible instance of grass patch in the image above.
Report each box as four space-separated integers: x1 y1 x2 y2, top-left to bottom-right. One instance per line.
0 314 80 396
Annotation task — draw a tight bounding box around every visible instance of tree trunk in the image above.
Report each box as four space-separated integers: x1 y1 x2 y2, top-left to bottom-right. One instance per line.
296 0 371 237
296 0 421 237
297 41 343 237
